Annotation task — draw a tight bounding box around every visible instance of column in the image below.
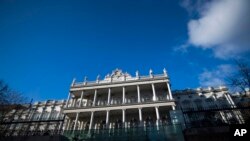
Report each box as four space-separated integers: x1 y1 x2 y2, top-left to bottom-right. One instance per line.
137 85 141 103
122 87 126 104
73 99 77 107
59 121 63 132
71 99 75 107
89 111 94 130
138 108 142 122
65 92 71 108
155 107 160 120
66 119 71 130
106 110 110 126
155 106 160 128
151 83 157 101
80 121 84 130
79 91 84 107
93 89 97 106
107 88 111 105
78 121 82 130
73 113 79 130
122 109 126 123
166 82 173 100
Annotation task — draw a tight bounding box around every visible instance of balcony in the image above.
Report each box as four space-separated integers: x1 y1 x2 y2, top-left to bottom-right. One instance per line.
72 74 167 88
64 96 174 110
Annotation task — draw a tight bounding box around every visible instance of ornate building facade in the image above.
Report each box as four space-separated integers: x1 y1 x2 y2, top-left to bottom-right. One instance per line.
63 68 176 132
1 68 249 141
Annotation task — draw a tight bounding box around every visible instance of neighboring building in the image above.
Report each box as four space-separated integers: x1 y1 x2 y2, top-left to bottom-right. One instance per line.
173 86 245 128
0 100 65 136
0 69 249 141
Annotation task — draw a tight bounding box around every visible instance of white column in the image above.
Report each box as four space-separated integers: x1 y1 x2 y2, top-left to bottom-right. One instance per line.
73 113 79 130
80 121 84 130
137 85 141 103
107 88 111 105
93 89 97 106
138 108 142 121
71 99 75 107
73 99 77 107
66 119 71 130
155 107 160 120
166 82 173 100
59 121 63 131
63 119 68 131
122 87 126 104
151 83 157 101
79 91 84 107
122 109 126 123
89 112 94 130
78 121 82 130
65 92 71 108
106 110 110 125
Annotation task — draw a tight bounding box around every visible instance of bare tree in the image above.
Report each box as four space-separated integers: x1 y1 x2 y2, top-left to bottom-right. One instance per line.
227 60 250 93
0 80 27 123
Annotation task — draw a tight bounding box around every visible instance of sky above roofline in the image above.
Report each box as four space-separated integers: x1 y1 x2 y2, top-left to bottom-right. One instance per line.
0 0 249 101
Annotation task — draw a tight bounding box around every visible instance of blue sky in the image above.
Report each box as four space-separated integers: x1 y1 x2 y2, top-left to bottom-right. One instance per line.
0 0 249 101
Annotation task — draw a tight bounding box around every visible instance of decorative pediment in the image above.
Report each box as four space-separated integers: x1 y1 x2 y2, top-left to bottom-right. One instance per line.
104 68 131 80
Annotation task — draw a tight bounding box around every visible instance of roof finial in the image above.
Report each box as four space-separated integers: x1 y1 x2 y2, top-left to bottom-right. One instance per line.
71 78 76 86
96 75 100 83
149 69 153 78
136 70 139 79
84 76 88 85
163 68 168 76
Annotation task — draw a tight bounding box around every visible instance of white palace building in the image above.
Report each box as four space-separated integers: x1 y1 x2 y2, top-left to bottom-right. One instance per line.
1 68 249 141
63 68 176 131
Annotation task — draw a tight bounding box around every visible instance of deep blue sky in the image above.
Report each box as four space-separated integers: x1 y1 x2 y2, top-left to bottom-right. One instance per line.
0 0 232 101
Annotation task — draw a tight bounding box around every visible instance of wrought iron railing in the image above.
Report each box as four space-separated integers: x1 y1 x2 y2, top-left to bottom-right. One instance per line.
65 96 174 109
72 74 167 87
63 124 184 141
0 129 63 137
